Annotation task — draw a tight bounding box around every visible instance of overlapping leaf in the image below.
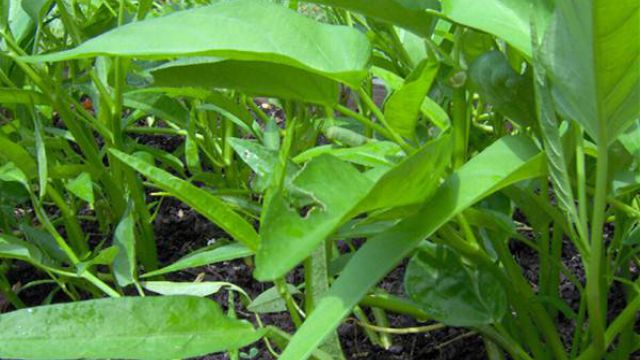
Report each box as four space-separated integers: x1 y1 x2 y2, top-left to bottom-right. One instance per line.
255 135 451 280
22 0 371 87
277 136 546 359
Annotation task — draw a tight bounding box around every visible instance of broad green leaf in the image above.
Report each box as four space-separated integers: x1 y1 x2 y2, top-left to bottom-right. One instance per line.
142 281 230 297
278 136 545 360
0 88 48 105
355 134 451 212
23 0 371 86
110 149 259 250
308 0 439 38
405 243 507 326
142 243 253 278
441 0 552 57
248 284 300 314
256 135 451 280
539 0 640 144
112 205 136 286
373 66 450 129
65 172 94 205
152 58 340 105
0 296 264 359
469 51 535 128
255 155 373 280
384 59 439 139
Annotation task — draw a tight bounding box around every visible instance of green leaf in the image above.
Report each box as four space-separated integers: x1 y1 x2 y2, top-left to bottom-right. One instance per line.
384 59 439 139
0 233 45 265
65 172 94 205
0 296 264 359
442 0 552 57
152 58 340 105
307 0 439 38
142 281 230 297
110 149 259 250
0 88 48 105
539 0 640 144
277 136 545 360
356 133 451 212
256 135 451 280
255 155 373 280
33 116 47 198
468 51 535 128
229 138 300 192
142 243 253 278
248 284 300 314
112 205 137 286
124 91 189 127
293 141 402 168
23 0 371 86
20 0 51 22
0 135 37 179
405 243 507 326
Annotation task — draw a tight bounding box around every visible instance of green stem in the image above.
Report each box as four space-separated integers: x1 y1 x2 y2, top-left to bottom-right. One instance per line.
586 141 609 355
477 326 534 360
275 278 303 328
360 293 430 319
577 290 640 360
452 86 468 169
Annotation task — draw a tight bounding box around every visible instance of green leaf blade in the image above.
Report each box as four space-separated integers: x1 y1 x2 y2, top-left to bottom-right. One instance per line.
110 149 259 250
22 0 371 86
0 296 264 359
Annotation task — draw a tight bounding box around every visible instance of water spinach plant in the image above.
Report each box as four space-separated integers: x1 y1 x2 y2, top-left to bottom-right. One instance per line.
0 0 638 359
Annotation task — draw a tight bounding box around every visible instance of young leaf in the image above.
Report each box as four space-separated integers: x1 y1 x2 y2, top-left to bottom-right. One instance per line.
405 243 507 326
65 172 95 206
112 205 137 286
384 59 439 139
0 296 265 359
22 0 371 86
142 243 253 278
277 136 545 360
248 284 300 314
110 149 259 250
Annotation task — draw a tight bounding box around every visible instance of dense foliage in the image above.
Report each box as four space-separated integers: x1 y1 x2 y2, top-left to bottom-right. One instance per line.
0 0 638 359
